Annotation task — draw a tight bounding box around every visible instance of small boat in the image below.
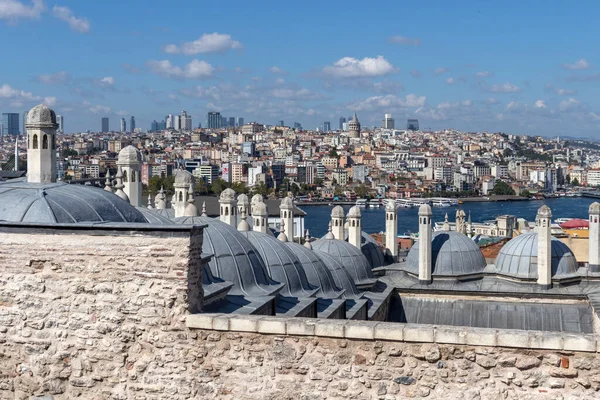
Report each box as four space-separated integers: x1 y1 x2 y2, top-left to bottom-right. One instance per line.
368 199 381 208
355 199 367 207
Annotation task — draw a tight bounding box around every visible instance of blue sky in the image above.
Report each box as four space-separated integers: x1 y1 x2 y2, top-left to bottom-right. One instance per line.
1 0 599 137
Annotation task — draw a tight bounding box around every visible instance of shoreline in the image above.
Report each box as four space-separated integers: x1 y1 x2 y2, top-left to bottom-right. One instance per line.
297 195 531 206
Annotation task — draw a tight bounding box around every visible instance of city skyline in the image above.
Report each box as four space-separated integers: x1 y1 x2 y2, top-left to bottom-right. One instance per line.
0 1 599 136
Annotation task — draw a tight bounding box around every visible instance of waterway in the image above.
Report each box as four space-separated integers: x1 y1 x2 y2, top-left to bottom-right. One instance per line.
302 197 598 238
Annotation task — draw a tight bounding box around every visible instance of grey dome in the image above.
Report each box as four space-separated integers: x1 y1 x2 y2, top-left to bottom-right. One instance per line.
285 241 345 299
0 180 147 224
280 196 293 209
338 230 386 268
251 194 263 205
172 216 280 296
312 237 375 286
331 205 344 218
237 193 249 205
118 145 142 164
495 232 578 279
240 230 318 298
220 188 236 202
154 208 174 219
406 231 486 276
135 207 174 224
314 250 362 299
26 104 57 128
174 169 194 187
347 205 361 218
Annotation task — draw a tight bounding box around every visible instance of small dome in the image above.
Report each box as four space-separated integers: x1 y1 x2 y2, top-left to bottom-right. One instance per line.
312 237 375 287
331 205 345 218
280 196 293 209
537 205 552 218
251 194 264 205
172 216 280 296
336 230 386 268
240 230 318 298
118 145 142 164
590 202 600 215
237 193 249 205
174 169 194 187
286 242 345 299
252 201 267 216
347 205 361 218
406 231 486 276
135 207 174 224
219 188 236 202
386 200 396 211
418 204 432 216
314 250 362 299
26 104 57 128
184 202 199 217
495 232 578 279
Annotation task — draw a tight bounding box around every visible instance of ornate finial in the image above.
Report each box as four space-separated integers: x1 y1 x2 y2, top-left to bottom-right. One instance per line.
114 167 129 202
304 229 312 249
147 194 153 209
104 172 113 192
187 183 195 203
324 221 335 239
277 219 288 242
237 209 250 232
443 213 450 231
201 201 207 217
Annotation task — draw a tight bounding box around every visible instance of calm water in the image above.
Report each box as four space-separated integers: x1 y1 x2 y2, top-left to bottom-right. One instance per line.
302 198 598 238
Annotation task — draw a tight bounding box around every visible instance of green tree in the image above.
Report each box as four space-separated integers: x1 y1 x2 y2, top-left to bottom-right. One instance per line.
252 182 270 196
194 179 209 195
355 184 369 199
231 181 249 194
210 178 230 195
491 180 516 196
572 177 580 186
334 186 343 197
314 178 324 186
520 189 532 198
503 148 514 158
147 176 163 195
329 148 339 158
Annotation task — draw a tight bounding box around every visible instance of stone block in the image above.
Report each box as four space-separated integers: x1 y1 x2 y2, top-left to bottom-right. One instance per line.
314 320 346 338
186 314 215 330
529 331 562 350
403 324 434 343
344 321 375 340
229 316 259 333
257 317 286 335
373 323 403 342
497 329 528 348
212 315 230 331
465 328 496 347
435 326 467 345
563 334 596 353
286 318 316 336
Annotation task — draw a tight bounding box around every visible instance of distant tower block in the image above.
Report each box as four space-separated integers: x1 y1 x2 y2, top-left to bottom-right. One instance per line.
331 206 345 240
589 202 600 272
219 188 237 227
536 205 552 289
418 204 433 284
385 201 398 259
25 104 58 183
280 196 294 241
347 206 362 249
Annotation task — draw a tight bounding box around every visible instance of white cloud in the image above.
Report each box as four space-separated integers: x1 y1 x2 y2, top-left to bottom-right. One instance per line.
100 76 115 86
0 83 38 101
562 58 590 70
116 110 129 116
270 66 286 74
476 71 492 77
590 112 600 121
43 96 56 106
534 100 546 108
0 0 44 22
52 5 89 33
446 77 456 85
36 71 70 84
506 101 521 111
352 94 426 111
544 84 577 96
388 35 421 46
147 59 215 79
163 32 242 54
323 56 397 78
489 82 521 93
559 97 580 111
89 104 110 114
434 67 449 75
274 77 285 85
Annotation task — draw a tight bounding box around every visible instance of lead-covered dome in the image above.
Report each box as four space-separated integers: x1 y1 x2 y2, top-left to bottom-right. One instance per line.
118 145 142 164
406 231 486 276
26 104 57 128
0 181 147 223
174 169 194 187
314 250 362 299
494 232 578 279
172 216 281 297
312 237 375 287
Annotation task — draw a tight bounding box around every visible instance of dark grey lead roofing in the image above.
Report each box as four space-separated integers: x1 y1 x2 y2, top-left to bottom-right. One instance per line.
312 238 375 286
314 250 363 299
172 216 282 297
135 207 174 224
405 231 487 276
240 230 319 298
0 180 147 224
389 296 593 334
340 230 386 268
495 232 578 279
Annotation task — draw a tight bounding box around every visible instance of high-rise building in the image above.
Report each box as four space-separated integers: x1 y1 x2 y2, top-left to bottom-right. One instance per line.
339 117 346 130
221 116 227 128
120 118 126 133
228 117 235 128
323 121 331 132
130 116 136 133
278 120 284 127
150 120 158 132
159 120 166 130
181 110 192 131
174 115 181 130
101 117 109 133
383 113 395 129
23 111 28 136
166 114 174 129
293 122 302 130
207 112 221 129
237 117 244 127
57 115 64 134
1 113 19 136
407 119 419 131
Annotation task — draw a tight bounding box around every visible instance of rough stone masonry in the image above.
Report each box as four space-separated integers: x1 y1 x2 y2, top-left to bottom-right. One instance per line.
0 223 599 399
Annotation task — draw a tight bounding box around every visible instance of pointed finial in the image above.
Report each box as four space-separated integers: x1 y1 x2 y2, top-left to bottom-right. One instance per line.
147 194 153 209
104 172 113 192
187 183 195 203
201 201 207 216
277 219 288 242
324 221 335 240
304 229 312 249
237 209 250 232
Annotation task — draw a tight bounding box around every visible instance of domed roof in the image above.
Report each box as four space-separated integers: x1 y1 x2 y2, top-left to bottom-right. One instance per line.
237 193 249 205
406 231 486 276
252 201 267 216
590 202 600 215
280 196 293 209
314 250 362 299
118 145 142 164
172 216 280 296
495 232 578 279
220 188 236 202
418 204 432 216
336 230 386 268
174 169 193 187
285 242 345 299
251 194 263 205
347 205 361 218
312 237 375 286
386 200 396 211
26 104 57 128
135 207 174 224
0 180 147 224
331 205 345 218
537 205 552 218
240 230 318 298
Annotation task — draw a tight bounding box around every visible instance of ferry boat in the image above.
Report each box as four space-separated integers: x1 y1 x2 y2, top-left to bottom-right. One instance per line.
430 198 459 207
355 199 368 207
368 199 381 208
